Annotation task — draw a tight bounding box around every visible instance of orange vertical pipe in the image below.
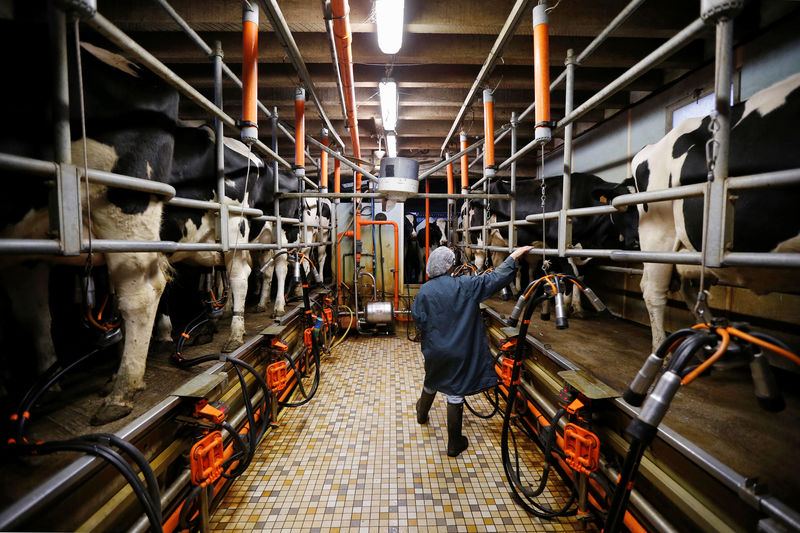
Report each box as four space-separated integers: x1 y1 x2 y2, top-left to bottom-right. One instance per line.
483 90 495 168
241 3 259 143
425 180 430 280
329 0 361 162
334 154 341 193
460 132 469 192
533 4 551 142
294 88 305 168
446 156 454 195
320 130 329 190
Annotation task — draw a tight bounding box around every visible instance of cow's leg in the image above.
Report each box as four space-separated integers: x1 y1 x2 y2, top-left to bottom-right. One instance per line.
256 250 275 313
641 262 674 351
0 263 58 376
151 290 175 354
222 247 252 353
95 251 169 425
273 252 289 317
317 234 329 284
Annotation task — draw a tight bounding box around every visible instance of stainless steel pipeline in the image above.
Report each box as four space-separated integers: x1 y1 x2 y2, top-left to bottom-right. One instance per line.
84 12 290 169
439 0 535 154
258 0 345 150
610 182 706 209
151 0 327 162
559 49 576 256
0 239 63 254
419 137 489 181
0 153 178 199
166 197 263 217
306 136 380 183
726 168 800 190
722 252 800 268
500 18 709 170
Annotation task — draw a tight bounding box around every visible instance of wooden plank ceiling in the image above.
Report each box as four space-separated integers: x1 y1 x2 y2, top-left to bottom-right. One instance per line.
99 0 784 179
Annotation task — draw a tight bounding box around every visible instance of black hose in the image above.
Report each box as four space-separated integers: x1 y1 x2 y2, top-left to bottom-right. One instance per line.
177 484 204 532
278 258 323 408
499 286 578 518
464 386 500 419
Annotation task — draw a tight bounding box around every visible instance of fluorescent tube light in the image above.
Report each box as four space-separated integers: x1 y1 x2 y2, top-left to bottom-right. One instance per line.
379 79 398 132
375 0 404 54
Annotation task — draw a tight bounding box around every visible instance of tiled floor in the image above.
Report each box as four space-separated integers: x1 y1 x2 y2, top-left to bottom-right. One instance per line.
211 335 593 532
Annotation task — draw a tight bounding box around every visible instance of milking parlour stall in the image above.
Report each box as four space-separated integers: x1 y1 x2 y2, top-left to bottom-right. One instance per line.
0 1 799 532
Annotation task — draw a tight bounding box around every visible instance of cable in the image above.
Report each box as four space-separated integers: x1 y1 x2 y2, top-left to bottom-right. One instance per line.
464 386 500 419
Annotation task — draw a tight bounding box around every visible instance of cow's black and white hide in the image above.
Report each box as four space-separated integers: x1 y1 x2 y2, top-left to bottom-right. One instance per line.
403 214 423 283
152 125 263 352
633 73 800 350
249 170 303 317
0 22 178 424
300 196 332 284
472 173 639 310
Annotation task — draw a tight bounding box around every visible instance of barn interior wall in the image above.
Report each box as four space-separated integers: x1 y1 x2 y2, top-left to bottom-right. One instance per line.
540 16 800 182
535 21 800 347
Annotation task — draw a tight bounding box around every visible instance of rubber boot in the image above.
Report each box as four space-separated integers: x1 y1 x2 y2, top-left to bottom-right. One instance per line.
416 390 436 424
446 402 469 457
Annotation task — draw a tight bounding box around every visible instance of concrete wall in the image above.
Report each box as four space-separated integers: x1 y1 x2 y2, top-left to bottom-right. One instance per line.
542 15 800 183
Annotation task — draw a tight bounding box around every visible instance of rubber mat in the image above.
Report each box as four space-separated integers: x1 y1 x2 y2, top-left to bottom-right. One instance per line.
210 335 592 532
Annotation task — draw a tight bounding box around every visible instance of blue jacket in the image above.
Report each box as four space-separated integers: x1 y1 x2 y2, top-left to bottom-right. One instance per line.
411 256 518 396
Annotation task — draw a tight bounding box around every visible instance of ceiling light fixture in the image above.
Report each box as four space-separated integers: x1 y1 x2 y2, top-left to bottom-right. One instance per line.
375 0 404 54
379 79 398 132
386 132 398 158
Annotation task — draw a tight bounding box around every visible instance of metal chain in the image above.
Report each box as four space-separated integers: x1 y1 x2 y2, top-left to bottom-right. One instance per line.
539 147 549 274
74 19 93 273
694 112 720 324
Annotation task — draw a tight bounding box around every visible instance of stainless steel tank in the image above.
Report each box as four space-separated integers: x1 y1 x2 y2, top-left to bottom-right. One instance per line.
365 301 394 324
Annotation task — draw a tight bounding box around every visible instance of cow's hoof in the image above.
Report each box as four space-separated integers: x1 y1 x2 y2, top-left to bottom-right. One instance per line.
149 340 175 356
91 402 133 426
194 332 214 346
256 304 268 313
572 310 586 319
222 338 244 353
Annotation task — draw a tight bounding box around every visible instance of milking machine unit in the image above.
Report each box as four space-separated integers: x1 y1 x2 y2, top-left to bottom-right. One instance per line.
346 156 419 334
498 271 608 519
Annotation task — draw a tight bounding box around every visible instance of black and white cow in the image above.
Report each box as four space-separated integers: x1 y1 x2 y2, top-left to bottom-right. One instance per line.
470 173 639 308
633 72 800 350
1 31 179 423
403 214 424 283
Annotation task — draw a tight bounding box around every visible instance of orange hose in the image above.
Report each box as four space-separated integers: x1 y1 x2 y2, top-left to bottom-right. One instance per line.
329 0 361 161
241 15 258 129
483 93 495 167
681 328 730 385
294 92 305 168
727 327 800 367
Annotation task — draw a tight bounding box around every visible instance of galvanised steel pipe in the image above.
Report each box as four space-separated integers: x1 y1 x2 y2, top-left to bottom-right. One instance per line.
722 253 800 268
306 136 379 183
611 182 706 209
420 137 486 181
259 0 344 150
84 12 290 169
501 17 709 170
240 2 259 144
213 40 229 252
559 49 576 256
440 0 535 154
727 168 800 190
152 0 321 163
320 129 329 191
0 240 63 254
166 197 262 217
610 251 702 264
0 153 178 199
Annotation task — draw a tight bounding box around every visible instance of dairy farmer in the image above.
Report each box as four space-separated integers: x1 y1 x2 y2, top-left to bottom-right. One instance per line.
412 245 534 457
